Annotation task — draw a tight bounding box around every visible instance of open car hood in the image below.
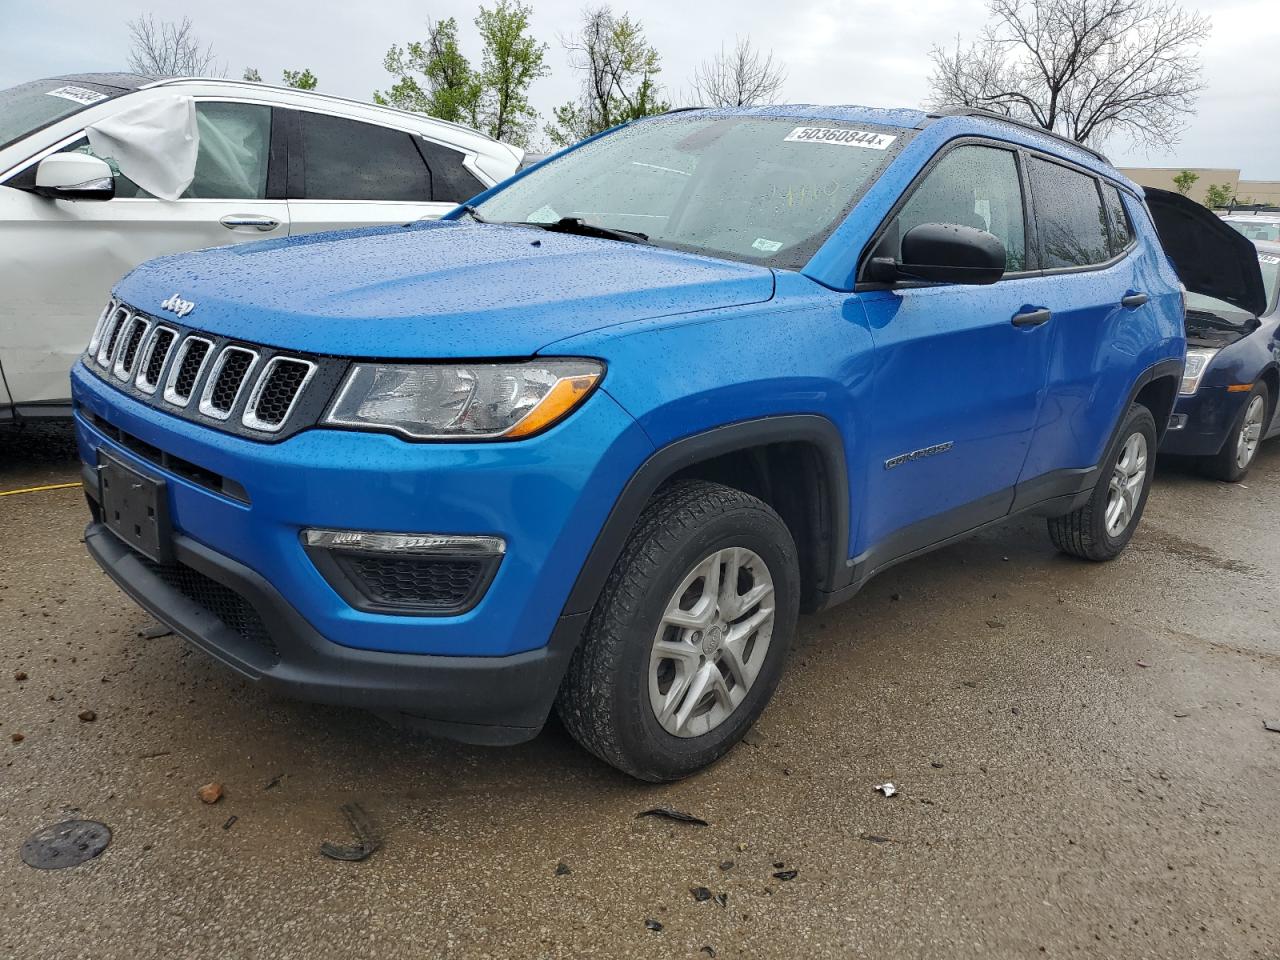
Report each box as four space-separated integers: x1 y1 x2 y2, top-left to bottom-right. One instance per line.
1145 187 1268 316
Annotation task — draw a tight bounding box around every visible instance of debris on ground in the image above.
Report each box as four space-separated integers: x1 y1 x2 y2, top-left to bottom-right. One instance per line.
222 815 238 831
1136 660 1151 668
77 709 96 723
644 919 663 932
263 774 285 791
718 860 734 871
636 807 709 827
10 732 24 743
690 886 713 902
196 782 223 804
136 623 173 639
1264 720 1280 734
874 782 898 797
555 861 571 876
860 834 891 844
13 671 27 681
715 893 728 907
701 947 717 958
931 761 944 768
20 820 111 870
986 618 1006 628
320 802 381 862
772 869 799 881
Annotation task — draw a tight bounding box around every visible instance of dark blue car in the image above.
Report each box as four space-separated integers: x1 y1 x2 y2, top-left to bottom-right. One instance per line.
71 106 1262 779
1161 241 1280 480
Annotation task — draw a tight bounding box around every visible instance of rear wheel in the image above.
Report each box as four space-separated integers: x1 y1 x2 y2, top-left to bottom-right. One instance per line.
1201 381 1269 482
1048 403 1157 561
556 480 799 781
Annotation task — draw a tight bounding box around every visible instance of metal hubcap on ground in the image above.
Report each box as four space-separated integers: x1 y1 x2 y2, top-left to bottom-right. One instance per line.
1237 395 1266 469
648 546 776 738
1105 431 1148 538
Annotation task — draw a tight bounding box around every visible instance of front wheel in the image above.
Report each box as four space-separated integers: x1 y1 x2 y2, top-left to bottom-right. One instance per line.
556 480 800 781
1201 381 1269 482
1048 403 1157 561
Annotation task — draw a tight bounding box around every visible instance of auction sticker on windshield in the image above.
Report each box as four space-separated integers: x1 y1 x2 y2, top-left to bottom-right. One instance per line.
783 127 896 149
45 85 107 105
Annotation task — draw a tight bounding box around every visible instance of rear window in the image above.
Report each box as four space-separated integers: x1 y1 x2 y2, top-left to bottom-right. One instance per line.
299 112 431 202
1225 219 1280 243
1101 184 1134 256
1028 157 1111 269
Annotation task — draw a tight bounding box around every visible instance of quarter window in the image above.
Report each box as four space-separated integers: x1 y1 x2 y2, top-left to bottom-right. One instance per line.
299 113 431 201
417 138 486 203
1101 183 1134 257
885 144 1027 271
1028 158 1111 269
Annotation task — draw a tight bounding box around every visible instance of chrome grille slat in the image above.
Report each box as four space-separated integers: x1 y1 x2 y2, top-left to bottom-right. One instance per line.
95 307 130 367
198 346 259 421
135 326 178 394
163 335 214 407
87 299 117 356
112 315 151 381
242 357 317 432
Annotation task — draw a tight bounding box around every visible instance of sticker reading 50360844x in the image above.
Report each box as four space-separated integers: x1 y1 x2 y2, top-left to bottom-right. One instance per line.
784 126 896 150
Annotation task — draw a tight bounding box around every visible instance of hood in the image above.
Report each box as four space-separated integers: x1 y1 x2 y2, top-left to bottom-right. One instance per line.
115 222 774 358
1145 187 1268 316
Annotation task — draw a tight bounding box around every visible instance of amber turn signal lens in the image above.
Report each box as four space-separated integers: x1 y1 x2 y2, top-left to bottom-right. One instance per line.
505 374 600 438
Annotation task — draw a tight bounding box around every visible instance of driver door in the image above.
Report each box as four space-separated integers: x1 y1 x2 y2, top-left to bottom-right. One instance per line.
0 100 287 407
855 142 1054 555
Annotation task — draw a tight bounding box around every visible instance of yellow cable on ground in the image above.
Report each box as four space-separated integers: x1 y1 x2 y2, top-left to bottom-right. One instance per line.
0 481 81 498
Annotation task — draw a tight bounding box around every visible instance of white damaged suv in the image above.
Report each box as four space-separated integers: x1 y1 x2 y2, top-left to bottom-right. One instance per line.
0 73 523 421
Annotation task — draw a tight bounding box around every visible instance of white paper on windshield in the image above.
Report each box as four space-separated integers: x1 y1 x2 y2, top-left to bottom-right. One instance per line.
86 96 199 201
46 85 107 106
1260 253 1279 265
783 126 896 150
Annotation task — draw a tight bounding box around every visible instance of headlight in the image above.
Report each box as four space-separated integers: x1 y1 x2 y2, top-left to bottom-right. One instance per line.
1180 348 1218 396
324 359 603 439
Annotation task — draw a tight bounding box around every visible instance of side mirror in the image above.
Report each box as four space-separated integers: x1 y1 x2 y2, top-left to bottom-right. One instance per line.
34 153 115 201
867 222 1006 286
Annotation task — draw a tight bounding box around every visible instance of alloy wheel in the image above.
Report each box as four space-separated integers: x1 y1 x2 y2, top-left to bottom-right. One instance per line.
1105 431 1148 538
1236 395 1266 470
648 547 776 738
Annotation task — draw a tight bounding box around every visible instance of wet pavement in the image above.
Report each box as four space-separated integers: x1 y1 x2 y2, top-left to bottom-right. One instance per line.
2 423 1278 959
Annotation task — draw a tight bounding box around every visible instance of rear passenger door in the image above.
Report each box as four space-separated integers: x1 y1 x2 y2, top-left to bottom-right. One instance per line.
285 111 484 234
1017 158 1161 482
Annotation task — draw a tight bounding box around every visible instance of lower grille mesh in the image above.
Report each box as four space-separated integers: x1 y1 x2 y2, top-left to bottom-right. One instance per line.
137 556 279 661
340 554 488 610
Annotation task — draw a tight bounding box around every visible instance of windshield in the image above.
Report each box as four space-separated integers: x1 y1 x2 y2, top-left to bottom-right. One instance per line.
1224 218 1280 243
474 115 910 269
0 79 123 151
1186 250 1280 319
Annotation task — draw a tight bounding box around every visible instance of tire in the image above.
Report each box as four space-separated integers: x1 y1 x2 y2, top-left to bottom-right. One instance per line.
556 480 800 782
1201 381 1269 482
1048 403 1157 561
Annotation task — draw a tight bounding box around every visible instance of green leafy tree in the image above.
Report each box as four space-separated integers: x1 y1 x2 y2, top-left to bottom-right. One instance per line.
546 6 669 148
475 1 549 145
242 67 262 83
1203 182 1234 208
283 68 318 90
1172 169 1199 196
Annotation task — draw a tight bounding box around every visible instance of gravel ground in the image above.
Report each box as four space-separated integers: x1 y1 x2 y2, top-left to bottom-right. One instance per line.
1 422 1278 959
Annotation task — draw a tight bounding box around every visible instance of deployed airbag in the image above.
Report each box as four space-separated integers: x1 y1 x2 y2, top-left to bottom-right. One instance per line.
86 96 198 201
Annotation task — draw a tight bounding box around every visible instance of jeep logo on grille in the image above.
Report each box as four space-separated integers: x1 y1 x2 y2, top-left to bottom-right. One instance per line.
160 293 195 318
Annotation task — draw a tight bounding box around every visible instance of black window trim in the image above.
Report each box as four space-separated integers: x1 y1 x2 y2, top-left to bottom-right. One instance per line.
1021 147 1139 278
855 135 1037 290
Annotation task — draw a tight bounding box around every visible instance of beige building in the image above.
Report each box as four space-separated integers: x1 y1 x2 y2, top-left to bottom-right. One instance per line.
1119 166 1280 207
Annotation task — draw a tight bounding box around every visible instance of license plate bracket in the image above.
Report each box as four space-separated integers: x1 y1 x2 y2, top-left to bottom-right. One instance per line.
98 450 173 563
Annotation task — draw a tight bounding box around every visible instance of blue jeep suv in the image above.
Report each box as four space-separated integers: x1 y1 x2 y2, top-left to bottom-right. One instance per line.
71 106 1261 781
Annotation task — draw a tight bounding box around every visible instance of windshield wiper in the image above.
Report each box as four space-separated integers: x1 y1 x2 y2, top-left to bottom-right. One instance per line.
1186 308 1248 331
459 204 488 224
529 217 650 245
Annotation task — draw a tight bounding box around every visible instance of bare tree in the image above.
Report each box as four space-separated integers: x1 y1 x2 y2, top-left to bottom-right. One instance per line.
691 37 786 107
126 15 223 78
927 0 1210 147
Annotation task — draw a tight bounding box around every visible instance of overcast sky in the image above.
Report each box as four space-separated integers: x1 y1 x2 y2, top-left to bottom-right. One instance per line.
3 0 1277 178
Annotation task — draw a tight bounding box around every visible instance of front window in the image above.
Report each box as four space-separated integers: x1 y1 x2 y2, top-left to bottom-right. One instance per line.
474 115 911 269
0 79 124 151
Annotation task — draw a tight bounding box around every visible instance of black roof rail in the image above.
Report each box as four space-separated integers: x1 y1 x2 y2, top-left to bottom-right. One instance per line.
922 107 1111 165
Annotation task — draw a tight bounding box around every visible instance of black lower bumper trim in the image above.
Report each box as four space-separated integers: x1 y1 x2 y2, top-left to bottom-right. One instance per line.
84 522 584 745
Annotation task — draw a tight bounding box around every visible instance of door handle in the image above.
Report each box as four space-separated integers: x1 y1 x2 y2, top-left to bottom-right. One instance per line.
220 214 279 232
1011 307 1052 328
1120 291 1149 309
